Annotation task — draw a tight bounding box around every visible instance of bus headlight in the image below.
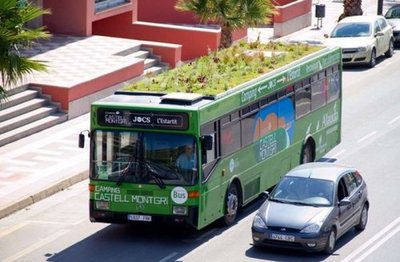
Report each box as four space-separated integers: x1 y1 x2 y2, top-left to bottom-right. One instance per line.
173 206 188 215
95 201 110 210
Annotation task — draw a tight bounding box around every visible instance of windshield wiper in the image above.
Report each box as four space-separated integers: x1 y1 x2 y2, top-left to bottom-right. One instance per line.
269 198 290 204
145 162 166 189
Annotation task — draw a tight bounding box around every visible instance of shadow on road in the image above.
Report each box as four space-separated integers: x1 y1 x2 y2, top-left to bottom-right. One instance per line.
245 228 364 261
45 196 266 262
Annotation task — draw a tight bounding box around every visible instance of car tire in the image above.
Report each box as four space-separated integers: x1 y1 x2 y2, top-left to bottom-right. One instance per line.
301 143 314 164
368 48 376 68
385 39 394 58
324 228 336 255
355 204 368 231
221 183 239 226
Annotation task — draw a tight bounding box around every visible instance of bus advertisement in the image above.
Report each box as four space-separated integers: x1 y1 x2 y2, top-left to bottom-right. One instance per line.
79 45 342 230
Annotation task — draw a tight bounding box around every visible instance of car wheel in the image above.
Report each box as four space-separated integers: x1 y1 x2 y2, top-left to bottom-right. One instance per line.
355 204 368 231
368 48 376 68
385 39 394 58
301 143 314 164
221 183 239 226
324 228 336 255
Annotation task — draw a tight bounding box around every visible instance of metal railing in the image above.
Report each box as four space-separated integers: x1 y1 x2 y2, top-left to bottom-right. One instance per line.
95 0 130 13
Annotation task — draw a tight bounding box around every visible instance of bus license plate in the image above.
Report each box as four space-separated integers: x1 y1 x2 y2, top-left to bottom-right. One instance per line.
271 233 295 242
127 214 152 222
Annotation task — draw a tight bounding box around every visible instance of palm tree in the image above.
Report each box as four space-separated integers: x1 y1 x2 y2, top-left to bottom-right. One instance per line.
175 0 275 48
0 0 50 103
339 0 363 21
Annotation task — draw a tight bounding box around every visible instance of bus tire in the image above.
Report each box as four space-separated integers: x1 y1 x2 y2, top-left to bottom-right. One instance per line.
221 183 239 226
301 142 314 164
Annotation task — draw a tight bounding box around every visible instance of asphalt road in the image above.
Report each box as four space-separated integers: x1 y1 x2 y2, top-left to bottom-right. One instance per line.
1 50 400 262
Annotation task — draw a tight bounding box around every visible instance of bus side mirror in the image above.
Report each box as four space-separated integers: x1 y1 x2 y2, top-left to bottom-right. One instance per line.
79 133 85 148
201 135 213 151
79 130 90 148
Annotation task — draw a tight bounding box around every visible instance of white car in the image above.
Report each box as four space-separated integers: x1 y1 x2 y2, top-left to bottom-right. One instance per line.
325 15 394 67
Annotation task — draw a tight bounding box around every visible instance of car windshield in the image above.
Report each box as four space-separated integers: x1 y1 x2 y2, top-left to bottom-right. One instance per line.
330 22 371 37
91 130 198 186
385 7 400 19
270 176 334 206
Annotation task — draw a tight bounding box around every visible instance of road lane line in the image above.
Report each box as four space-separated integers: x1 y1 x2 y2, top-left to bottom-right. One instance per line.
352 224 400 262
3 229 69 262
331 150 346 159
195 228 217 241
0 222 28 239
342 216 400 262
159 252 178 262
388 115 400 125
357 131 377 144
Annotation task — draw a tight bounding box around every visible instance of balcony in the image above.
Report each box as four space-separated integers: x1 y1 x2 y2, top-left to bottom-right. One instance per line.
95 0 130 13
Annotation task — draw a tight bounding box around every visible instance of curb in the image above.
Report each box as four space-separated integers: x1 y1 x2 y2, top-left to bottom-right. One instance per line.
0 171 88 220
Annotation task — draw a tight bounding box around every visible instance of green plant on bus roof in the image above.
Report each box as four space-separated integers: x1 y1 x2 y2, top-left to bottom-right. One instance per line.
123 41 322 96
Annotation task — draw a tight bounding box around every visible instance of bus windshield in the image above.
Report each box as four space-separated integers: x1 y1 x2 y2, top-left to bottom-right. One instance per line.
91 130 198 186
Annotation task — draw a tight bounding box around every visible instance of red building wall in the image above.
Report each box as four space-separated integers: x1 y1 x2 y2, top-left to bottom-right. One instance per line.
138 0 198 24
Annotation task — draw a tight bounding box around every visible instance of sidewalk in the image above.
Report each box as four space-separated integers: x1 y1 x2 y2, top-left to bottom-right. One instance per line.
0 0 389 219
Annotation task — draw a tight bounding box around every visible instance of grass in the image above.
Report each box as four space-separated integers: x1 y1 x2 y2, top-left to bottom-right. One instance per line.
123 41 322 96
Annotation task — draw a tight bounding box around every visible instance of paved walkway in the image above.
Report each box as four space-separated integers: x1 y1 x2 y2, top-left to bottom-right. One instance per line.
19 35 143 88
0 0 395 219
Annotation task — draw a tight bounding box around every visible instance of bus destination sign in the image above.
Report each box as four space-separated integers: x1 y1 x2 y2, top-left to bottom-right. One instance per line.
98 109 189 130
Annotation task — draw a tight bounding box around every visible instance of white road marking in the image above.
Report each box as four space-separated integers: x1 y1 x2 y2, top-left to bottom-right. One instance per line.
195 228 217 241
5 166 36 173
3 229 69 262
0 222 29 239
3 159 37 166
331 149 346 159
342 216 400 262
159 252 178 262
32 148 63 156
353 225 400 262
388 115 400 125
33 155 65 162
357 131 377 144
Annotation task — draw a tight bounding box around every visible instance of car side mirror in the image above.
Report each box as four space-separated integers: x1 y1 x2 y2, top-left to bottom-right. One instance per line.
375 32 384 37
324 33 329 38
339 198 351 206
261 191 270 199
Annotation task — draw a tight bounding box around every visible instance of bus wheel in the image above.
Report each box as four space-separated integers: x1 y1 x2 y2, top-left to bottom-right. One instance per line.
301 143 314 164
222 184 239 226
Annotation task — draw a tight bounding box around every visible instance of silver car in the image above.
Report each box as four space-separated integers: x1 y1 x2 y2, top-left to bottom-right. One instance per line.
251 162 369 254
325 15 394 67
384 4 400 44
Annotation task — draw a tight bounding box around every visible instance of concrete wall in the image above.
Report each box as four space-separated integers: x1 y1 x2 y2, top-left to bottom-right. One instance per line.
273 0 312 37
43 0 136 36
138 0 198 24
93 12 220 61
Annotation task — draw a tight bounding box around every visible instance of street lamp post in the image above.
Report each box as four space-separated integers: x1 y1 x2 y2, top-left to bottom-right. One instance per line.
377 0 384 15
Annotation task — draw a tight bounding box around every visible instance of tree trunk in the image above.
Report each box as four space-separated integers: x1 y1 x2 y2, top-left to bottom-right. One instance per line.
220 26 233 49
339 0 363 21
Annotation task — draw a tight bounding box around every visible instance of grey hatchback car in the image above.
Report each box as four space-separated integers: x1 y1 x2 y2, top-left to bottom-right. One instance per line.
251 162 369 254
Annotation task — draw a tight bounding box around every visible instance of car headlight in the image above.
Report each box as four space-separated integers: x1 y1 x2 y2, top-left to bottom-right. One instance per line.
252 214 267 229
300 222 322 233
356 47 367 52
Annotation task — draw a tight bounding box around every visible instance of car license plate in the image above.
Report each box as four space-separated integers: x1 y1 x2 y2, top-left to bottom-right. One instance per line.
127 214 152 222
270 233 295 242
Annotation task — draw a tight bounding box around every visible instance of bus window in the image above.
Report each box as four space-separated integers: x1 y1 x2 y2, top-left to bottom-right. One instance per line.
327 70 340 103
311 79 327 110
295 84 311 119
221 120 241 156
241 112 259 147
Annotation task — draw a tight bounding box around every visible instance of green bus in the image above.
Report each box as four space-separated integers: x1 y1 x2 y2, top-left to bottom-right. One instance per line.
79 46 342 230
